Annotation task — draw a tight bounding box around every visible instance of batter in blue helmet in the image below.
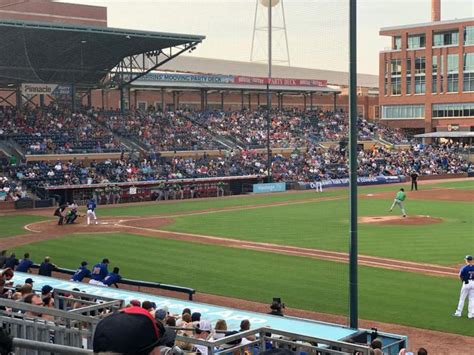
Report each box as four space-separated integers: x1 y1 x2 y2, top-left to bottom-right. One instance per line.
86 199 98 225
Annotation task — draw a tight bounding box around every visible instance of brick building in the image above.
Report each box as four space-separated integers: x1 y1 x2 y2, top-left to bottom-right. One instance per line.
379 0 474 134
0 0 106 26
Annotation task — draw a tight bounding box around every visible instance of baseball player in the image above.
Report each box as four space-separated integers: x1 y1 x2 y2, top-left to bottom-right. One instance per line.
89 258 110 285
453 255 474 318
389 188 407 217
86 198 98 225
71 261 91 282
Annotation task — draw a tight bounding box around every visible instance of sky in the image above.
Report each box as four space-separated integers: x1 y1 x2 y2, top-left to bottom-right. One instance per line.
62 0 473 75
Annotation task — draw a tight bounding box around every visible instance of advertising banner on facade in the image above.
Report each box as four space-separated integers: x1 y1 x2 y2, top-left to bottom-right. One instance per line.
131 72 327 88
136 73 235 84
234 76 327 87
253 182 287 193
21 83 72 96
299 176 404 190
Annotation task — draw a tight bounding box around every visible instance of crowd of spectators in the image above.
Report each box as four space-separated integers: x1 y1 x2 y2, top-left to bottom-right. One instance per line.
1 106 472 195
0 106 123 154
97 110 224 151
3 141 471 190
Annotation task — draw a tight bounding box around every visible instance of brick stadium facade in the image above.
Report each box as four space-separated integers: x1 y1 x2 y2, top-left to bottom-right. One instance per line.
88 86 379 119
0 0 107 26
379 0 474 134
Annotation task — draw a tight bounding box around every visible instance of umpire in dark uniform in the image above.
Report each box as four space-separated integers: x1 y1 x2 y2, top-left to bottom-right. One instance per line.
410 171 419 191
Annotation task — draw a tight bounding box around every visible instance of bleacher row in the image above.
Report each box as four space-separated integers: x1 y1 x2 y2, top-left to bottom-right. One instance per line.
1 106 409 155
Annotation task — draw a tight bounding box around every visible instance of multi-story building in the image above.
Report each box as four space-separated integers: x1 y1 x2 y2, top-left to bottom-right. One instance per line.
379 0 474 134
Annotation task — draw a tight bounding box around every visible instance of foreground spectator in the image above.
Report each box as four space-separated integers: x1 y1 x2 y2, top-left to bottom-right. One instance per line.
16 253 33 273
38 256 57 277
4 253 18 270
93 306 165 354
193 320 213 355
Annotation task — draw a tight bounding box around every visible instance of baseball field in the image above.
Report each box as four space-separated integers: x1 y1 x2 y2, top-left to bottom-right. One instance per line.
1 179 473 345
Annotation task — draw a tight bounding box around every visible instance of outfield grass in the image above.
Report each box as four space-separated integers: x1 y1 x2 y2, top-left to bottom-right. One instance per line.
165 197 473 265
95 179 473 218
12 233 473 336
0 215 48 238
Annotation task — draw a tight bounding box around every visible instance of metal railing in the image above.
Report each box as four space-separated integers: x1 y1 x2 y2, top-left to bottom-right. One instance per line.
0 290 124 353
13 338 93 354
30 264 196 300
171 327 372 355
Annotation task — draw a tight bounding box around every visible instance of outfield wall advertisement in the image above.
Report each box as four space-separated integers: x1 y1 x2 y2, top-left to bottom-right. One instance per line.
299 176 405 190
253 182 287 193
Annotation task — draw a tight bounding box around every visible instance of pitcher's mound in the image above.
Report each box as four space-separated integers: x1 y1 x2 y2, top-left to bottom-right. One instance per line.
360 215 443 225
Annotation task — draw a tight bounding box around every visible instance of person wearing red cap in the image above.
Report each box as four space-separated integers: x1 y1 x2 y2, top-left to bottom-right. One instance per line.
93 306 165 354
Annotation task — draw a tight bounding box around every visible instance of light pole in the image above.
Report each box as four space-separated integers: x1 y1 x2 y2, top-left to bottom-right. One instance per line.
266 0 273 182
348 0 359 329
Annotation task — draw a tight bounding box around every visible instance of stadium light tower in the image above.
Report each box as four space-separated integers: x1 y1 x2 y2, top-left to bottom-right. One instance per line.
250 0 291 66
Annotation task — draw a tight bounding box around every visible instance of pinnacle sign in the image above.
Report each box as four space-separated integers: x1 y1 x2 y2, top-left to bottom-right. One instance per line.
21 83 72 96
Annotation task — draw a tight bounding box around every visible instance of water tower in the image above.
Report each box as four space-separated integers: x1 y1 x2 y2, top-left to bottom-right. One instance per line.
250 0 291 66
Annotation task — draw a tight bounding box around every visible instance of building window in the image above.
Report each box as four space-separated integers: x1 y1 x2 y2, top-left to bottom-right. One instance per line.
447 54 459 92
440 54 444 92
381 105 425 119
415 57 425 74
384 60 389 95
464 26 474 45
406 76 411 95
432 75 437 94
415 76 426 94
394 36 401 50
431 56 438 94
464 53 474 91
391 59 401 76
432 56 438 73
433 31 459 46
463 73 474 92
414 57 426 94
406 58 412 76
390 59 401 95
432 103 474 118
391 77 401 95
408 34 426 49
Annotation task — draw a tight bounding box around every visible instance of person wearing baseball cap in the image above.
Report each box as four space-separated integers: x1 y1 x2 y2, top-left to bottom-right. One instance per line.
93 306 165 354
453 255 474 318
193 320 213 355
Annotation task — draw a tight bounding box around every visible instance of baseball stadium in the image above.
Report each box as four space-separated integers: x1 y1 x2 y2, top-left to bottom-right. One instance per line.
0 0 473 355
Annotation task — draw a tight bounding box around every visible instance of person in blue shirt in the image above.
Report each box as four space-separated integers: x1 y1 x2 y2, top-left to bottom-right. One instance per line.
86 199 98 225
71 261 91 282
102 267 122 287
38 256 56 277
16 253 33 273
4 253 19 270
89 258 109 285
453 255 474 318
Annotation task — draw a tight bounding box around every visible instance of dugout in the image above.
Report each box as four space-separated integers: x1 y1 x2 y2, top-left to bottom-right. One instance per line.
39 175 264 206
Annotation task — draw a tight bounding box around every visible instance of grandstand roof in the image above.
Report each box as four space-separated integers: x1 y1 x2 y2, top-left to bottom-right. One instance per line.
157 56 379 88
0 19 205 87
